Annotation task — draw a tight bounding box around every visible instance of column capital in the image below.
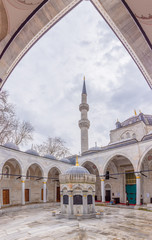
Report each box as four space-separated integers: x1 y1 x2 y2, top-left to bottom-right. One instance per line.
135 173 141 179
21 176 26 182
100 177 105 181
43 178 48 184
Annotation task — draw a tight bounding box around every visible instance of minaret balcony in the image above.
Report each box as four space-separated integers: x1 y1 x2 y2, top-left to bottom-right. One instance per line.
79 119 90 129
79 103 89 112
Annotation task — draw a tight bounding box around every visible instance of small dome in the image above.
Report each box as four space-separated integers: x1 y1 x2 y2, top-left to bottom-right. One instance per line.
61 158 71 163
25 149 39 156
43 154 56 160
89 146 101 151
4 142 20 151
116 120 121 129
65 165 90 175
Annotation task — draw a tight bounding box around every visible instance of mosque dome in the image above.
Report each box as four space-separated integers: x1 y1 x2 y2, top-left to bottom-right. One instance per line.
25 149 39 156
65 165 90 175
43 154 56 160
4 142 20 151
120 113 152 127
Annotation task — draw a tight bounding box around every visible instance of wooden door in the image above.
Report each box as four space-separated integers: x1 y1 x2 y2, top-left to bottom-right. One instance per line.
25 189 29 202
3 189 9 205
57 187 60 202
105 190 111 202
41 189 43 201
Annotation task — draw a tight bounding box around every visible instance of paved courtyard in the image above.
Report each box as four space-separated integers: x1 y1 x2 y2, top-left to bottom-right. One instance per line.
0 205 152 240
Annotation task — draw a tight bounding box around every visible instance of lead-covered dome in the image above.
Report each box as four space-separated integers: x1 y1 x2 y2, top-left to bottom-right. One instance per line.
89 146 101 151
61 158 71 164
4 142 20 151
25 149 39 156
65 165 90 175
43 154 56 160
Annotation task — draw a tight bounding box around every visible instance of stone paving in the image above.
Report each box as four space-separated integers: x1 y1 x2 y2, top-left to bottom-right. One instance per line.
0 205 152 240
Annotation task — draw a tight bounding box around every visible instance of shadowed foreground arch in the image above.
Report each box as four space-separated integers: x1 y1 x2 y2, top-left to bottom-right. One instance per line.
0 0 152 88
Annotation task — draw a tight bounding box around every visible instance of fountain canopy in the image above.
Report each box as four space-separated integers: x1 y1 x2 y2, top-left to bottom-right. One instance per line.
59 156 96 219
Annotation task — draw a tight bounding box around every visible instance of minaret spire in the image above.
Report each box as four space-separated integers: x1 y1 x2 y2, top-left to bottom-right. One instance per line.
79 77 90 153
82 76 87 94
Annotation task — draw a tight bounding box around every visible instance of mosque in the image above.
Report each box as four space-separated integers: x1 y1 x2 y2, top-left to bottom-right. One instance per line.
0 80 152 208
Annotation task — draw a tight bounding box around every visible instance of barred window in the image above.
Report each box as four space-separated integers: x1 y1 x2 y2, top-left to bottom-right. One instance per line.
63 195 69 205
87 195 92 204
73 195 83 205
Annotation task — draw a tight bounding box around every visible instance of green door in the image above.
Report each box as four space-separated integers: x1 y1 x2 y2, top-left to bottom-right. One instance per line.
126 184 136 204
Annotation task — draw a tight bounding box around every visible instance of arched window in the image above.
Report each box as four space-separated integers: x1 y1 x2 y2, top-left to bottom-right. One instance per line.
3 166 10 179
126 132 130 138
132 133 136 139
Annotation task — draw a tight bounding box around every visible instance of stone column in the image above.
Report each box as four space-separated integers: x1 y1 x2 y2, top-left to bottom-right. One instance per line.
83 191 87 214
43 178 47 203
92 190 95 213
21 177 26 205
136 174 141 206
0 176 2 208
60 190 63 213
68 191 73 215
101 178 105 202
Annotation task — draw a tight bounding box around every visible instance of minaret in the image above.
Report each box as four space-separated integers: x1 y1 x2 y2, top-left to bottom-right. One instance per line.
79 77 90 153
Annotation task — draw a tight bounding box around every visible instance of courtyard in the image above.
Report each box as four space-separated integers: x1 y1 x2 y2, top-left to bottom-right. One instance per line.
0 205 152 240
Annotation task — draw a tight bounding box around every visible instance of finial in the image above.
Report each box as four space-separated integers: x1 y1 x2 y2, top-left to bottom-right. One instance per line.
134 109 137 116
117 118 119 122
139 110 142 113
76 155 79 166
84 76 85 81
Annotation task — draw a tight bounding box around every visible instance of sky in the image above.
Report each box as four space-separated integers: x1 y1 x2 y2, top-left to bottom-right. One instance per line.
4 0 152 156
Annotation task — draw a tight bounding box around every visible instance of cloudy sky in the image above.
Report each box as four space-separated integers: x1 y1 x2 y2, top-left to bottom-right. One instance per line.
4 1 152 155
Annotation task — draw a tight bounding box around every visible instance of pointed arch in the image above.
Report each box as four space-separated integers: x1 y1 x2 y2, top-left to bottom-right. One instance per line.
26 163 44 179
82 160 101 201
103 153 135 175
138 146 152 171
1 158 23 177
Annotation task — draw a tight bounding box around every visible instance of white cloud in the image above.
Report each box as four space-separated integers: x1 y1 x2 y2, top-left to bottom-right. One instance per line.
4 1 152 155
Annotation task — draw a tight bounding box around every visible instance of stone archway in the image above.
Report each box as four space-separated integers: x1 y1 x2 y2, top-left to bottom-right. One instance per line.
139 149 152 204
103 155 136 204
1 158 22 206
47 167 61 202
25 163 43 203
82 161 101 201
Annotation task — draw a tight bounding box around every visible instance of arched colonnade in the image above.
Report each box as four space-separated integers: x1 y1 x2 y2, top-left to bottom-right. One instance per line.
0 158 62 207
81 149 152 205
1 146 152 207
